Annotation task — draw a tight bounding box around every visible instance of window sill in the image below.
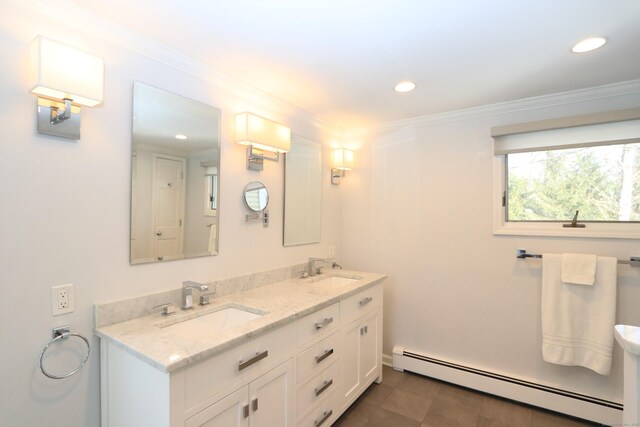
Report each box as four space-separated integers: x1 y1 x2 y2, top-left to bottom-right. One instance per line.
493 221 640 239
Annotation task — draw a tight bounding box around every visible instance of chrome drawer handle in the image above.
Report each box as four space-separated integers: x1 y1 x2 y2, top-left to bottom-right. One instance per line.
314 317 334 330
314 379 333 397
238 350 268 371
315 410 333 427
359 296 373 306
315 348 334 364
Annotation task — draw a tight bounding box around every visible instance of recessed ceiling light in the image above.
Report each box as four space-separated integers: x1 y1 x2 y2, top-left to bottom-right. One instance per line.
394 81 416 93
571 37 607 53
175 134 188 140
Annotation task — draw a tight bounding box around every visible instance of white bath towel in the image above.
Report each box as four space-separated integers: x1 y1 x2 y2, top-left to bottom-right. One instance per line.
562 253 597 285
542 253 617 375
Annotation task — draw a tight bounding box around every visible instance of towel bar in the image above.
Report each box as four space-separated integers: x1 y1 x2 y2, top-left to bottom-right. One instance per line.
516 249 640 267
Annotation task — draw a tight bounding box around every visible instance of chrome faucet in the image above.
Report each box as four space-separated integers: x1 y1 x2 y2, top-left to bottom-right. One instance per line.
307 257 333 277
182 281 209 310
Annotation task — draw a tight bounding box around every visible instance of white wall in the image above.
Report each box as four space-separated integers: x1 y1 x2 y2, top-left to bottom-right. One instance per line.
342 88 640 404
0 3 342 426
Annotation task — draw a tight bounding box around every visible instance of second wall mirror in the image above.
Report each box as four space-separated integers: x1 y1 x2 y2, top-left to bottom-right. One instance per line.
284 136 321 246
130 82 221 264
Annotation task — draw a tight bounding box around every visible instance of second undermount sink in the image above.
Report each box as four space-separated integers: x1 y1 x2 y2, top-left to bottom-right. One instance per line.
159 306 264 340
308 275 361 288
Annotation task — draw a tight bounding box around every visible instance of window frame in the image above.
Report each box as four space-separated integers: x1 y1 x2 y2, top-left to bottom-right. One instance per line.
492 154 640 239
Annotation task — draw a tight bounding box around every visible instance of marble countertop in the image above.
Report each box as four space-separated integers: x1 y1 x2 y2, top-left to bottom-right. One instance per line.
95 270 386 373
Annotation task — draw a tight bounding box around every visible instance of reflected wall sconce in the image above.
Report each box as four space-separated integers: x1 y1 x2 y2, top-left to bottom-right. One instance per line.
235 112 291 171
331 148 354 185
29 36 104 140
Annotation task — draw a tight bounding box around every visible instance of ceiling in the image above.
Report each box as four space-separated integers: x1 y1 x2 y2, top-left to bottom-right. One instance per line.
73 0 640 129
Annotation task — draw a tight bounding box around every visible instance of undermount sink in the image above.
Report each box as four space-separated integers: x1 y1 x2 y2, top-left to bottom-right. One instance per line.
159 306 264 340
308 275 361 288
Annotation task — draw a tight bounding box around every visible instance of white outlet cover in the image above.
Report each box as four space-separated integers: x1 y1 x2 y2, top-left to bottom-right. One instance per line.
52 284 74 316
328 246 336 257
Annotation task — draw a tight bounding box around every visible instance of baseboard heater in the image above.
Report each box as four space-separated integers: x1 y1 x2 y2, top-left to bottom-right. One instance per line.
392 346 622 426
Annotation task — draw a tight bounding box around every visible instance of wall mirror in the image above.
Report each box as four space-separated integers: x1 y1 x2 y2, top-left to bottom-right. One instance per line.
130 82 221 264
284 136 321 246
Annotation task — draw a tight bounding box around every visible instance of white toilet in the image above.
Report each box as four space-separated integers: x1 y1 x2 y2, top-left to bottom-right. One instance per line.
614 324 640 426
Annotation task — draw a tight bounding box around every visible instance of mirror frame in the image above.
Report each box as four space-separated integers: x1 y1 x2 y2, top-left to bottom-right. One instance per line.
243 181 269 212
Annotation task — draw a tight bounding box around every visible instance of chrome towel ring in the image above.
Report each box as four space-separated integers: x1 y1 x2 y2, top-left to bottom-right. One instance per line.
39 326 90 380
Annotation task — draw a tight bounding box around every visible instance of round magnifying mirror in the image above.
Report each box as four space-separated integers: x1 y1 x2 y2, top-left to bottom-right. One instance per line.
243 181 269 212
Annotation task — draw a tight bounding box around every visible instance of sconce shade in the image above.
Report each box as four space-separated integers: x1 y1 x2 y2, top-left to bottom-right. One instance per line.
235 112 291 153
332 148 355 170
30 36 104 107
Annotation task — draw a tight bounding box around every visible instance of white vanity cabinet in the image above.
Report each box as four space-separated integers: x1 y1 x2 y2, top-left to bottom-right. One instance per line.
294 303 341 426
186 359 294 427
101 322 295 427
99 277 384 427
339 285 383 410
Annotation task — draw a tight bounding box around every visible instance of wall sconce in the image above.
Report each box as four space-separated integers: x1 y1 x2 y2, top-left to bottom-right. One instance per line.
29 36 104 139
235 112 291 171
331 148 354 185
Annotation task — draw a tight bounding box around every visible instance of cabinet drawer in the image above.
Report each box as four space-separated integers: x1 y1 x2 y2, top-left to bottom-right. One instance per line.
185 322 295 413
297 331 339 384
297 393 338 427
340 284 382 326
296 302 339 348
296 360 339 420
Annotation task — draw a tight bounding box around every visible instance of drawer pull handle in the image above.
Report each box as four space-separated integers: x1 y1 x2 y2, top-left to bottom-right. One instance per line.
238 350 269 371
314 317 334 330
251 398 258 411
315 410 333 427
315 348 334 364
314 379 333 397
243 404 249 418
359 297 373 306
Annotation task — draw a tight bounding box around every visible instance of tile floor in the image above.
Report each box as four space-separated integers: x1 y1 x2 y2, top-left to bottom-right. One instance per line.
333 365 602 427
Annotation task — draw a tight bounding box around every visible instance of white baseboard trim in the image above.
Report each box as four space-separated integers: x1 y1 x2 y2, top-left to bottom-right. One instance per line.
392 345 622 426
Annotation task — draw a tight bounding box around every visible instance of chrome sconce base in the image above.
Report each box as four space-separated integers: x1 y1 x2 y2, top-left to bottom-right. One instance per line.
246 146 280 171
331 168 345 185
36 98 81 139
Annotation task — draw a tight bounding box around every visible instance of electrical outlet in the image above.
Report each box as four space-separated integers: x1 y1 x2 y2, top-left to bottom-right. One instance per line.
328 245 336 257
52 284 74 316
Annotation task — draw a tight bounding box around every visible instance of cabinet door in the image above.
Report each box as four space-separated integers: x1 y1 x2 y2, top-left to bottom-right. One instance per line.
361 308 381 385
185 386 249 427
340 318 362 405
249 358 295 427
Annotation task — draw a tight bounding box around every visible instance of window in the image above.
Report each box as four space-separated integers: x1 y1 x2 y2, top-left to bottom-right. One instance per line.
507 143 640 222
203 164 218 216
492 108 640 239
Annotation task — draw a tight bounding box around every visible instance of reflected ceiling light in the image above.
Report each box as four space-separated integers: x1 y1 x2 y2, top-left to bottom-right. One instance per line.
235 112 291 171
331 148 355 185
571 36 607 53
175 134 188 140
394 81 416 93
29 36 104 139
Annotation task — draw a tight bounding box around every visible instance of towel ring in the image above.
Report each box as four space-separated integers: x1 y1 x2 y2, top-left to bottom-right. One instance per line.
39 326 90 380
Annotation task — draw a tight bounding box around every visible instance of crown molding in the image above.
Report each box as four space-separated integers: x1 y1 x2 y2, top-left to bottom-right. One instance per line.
14 0 343 137
346 79 640 138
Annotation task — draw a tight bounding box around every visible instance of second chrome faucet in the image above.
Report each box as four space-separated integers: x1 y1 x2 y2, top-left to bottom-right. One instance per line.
181 281 209 310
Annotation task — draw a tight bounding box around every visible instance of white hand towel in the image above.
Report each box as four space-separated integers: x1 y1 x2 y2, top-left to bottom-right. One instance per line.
562 253 597 285
542 254 617 375
207 224 217 253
